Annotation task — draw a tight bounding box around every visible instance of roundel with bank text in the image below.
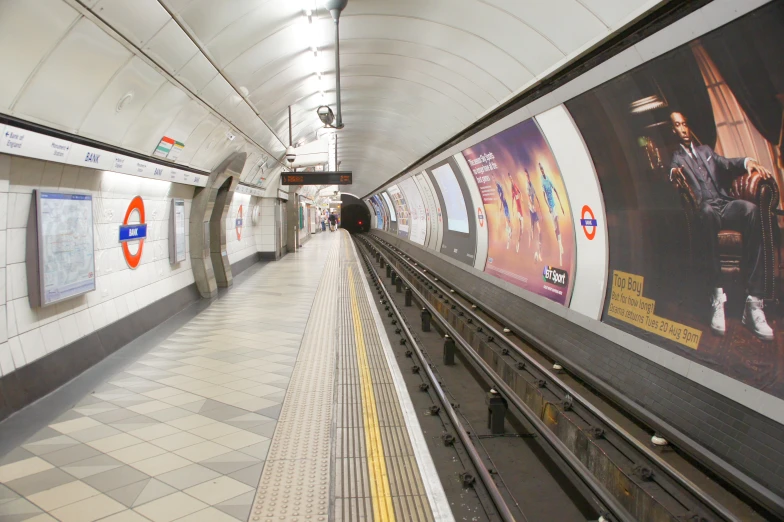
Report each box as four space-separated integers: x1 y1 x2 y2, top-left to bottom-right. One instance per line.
119 196 147 269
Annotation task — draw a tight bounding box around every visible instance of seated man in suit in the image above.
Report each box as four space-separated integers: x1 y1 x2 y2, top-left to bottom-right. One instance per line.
669 111 774 341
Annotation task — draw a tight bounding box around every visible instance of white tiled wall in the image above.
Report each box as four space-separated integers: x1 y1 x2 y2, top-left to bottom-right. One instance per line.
226 192 260 264
257 198 277 253
0 154 196 378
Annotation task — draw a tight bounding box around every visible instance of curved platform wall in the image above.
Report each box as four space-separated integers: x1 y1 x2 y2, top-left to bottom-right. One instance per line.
0 150 276 421
368 0 784 498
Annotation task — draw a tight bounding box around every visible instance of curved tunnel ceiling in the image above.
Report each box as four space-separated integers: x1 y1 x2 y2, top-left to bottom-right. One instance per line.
0 0 662 196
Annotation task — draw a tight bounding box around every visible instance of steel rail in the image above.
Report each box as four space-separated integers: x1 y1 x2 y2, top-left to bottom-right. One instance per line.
355 240 518 522
359 238 637 522
363 236 740 522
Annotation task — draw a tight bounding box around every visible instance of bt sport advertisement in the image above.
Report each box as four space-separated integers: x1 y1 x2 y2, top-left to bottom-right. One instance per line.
462 118 576 306
565 1 784 398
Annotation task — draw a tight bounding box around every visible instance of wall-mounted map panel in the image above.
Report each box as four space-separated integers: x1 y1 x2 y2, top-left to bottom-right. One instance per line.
27 191 96 308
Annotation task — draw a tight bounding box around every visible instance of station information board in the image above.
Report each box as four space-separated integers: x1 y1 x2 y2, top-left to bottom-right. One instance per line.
28 191 96 307
280 172 352 185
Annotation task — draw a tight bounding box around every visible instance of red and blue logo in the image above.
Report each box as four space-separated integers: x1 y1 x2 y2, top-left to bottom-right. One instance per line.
235 205 244 240
119 196 147 269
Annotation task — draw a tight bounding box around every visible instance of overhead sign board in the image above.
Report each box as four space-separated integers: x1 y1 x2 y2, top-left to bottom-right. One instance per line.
1 124 208 187
280 171 352 185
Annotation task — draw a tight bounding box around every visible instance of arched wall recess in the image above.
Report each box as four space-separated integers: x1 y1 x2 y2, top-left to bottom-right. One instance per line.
189 151 247 297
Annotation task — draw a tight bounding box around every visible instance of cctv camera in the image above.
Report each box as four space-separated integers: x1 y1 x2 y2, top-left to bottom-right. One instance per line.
285 146 296 164
317 105 335 126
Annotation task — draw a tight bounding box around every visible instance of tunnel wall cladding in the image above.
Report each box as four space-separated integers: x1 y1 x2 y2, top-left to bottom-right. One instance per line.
372 230 784 501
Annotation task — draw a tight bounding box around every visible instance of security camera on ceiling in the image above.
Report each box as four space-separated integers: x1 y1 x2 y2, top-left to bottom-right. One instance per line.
317 105 335 127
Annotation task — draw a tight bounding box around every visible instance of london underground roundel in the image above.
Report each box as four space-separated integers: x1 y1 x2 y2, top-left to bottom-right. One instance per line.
236 205 244 241
119 196 147 269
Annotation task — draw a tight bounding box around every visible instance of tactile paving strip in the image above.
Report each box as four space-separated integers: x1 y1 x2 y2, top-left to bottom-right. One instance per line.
249 240 339 522
335 235 435 522
250 233 441 522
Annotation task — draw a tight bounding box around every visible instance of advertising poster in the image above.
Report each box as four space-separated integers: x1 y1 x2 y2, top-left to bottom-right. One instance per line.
382 191 396 220
565 1 784 398
462 119 576 305
414 172 442 251
369 196 384 229
387 184 410 237
399 177 426 245
427 157 477 266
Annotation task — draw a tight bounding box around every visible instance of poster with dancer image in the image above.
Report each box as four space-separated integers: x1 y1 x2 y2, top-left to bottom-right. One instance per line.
564 1 784 398
462 118 576 305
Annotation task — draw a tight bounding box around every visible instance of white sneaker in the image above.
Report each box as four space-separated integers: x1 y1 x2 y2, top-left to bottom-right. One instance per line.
743 296 774 342
710 289 726 336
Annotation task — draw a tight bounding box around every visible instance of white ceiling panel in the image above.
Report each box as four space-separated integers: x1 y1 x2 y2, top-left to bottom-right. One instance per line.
175 52 218 94
1 0 664 195
200 75 235 110
174 113 221 165
80 56 167 143
189 122 239 169
144 19 200 74
13 17 130 131
162 99 210 144
92 0 170 47
121 82 190 153
0 0 79 111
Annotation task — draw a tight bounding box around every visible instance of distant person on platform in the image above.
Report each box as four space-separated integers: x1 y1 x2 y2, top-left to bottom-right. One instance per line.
668 111 774 341
321 217 326 232
329 212 337 232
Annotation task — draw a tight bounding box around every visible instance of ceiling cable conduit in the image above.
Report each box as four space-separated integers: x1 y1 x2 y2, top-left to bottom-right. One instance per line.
155 0 289 152
65 0 290 172
325 0 348 129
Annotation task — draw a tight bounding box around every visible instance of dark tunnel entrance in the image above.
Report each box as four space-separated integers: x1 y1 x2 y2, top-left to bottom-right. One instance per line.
340 194 371 234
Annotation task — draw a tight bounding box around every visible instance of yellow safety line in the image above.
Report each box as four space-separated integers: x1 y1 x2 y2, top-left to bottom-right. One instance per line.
347 250 396 521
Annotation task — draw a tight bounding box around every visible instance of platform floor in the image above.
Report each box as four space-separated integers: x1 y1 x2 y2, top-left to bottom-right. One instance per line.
0 231 451 522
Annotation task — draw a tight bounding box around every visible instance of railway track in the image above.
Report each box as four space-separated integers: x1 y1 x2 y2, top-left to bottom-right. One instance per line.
355 234 768 522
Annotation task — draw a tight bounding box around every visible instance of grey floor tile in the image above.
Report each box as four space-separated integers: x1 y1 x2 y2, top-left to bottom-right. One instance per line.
243 422 277 439
108 415 159 433
82 465 150 492
199 451 260 475
51 410 84 423
61 454 124 479
4 468 75 497
215 491 254 521
91 408 139 424
0 497 43 521
0 448 35 467
198 404 249 422
155 464 221 490
179 400 208 413
69 424 122 443
237 441 270 460
21 435 79 456
255 405 282 419
227 462 264 487
143 407 192 423
39 444 102 467
105 479 149 508
132 479 177 507
74 395 104 408
0 485 19 505
18 427 62 446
